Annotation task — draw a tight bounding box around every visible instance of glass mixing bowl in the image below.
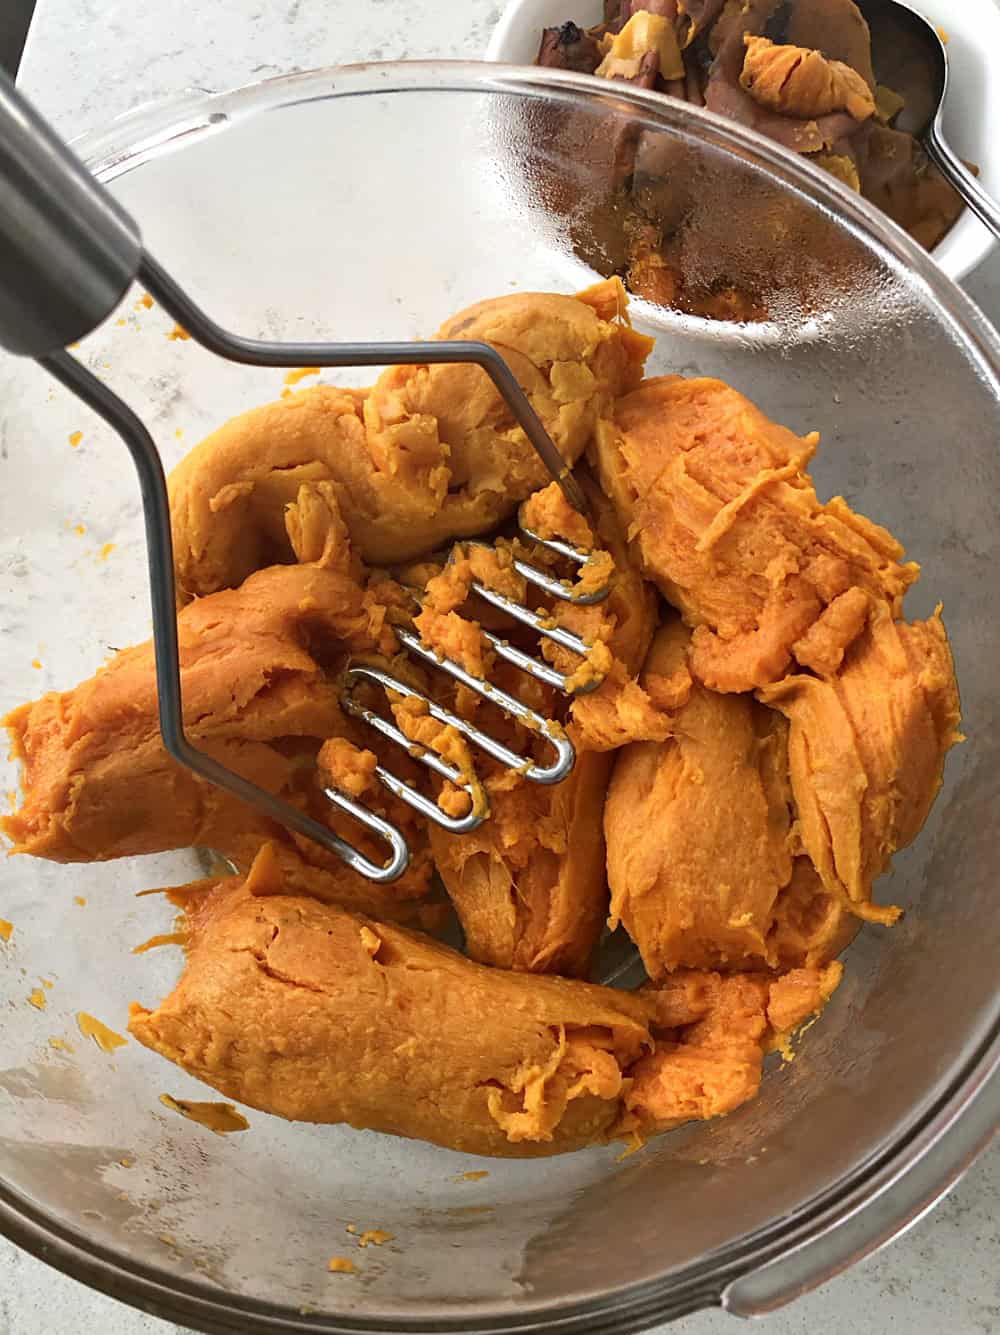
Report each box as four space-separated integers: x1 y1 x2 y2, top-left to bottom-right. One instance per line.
0 62 997 1335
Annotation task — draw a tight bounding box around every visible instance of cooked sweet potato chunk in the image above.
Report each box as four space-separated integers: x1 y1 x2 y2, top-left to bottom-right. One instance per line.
591 375 918 692
129 847 841 1154
169 281 650 599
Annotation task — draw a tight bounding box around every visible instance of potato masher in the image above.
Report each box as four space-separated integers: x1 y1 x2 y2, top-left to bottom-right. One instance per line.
0 70 611 883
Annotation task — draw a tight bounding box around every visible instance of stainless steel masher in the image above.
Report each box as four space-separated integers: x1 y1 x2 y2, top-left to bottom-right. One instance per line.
0 71 611 884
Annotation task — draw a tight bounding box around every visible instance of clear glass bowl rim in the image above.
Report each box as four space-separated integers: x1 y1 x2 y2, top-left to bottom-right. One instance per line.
1 58 997 1335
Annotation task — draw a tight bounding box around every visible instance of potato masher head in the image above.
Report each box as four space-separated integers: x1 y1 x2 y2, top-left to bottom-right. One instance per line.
0 70 608 883
330 522 612 879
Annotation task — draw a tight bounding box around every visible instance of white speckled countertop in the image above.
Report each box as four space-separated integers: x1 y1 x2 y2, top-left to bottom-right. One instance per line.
3 2 998 1332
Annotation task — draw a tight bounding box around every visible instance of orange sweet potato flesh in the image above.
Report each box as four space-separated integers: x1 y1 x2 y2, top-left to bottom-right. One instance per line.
766 856 859 970
759 602 962 923
130 846 655 1156
524 478 670 753
1 276 962 1157
168 280 651 599
430 747 614 977
740 36 875 121
1 562 434 919
606 596 960 965
591 375 918 692
605 617 800 976
427 477 668 976
621 962 842 1135
128 846 841 1155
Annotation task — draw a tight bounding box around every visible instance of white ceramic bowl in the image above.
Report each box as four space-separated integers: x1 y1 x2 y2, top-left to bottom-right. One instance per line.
487 0 1000 282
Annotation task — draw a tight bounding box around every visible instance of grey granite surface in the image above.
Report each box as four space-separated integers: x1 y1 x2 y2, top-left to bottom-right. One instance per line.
3 2 997 1332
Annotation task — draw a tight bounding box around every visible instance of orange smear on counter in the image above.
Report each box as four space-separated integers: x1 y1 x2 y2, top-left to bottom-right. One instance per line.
31 660 42 670
99 543 116 562
48 1037 73 1052
358 1229 394 1248
73 524 86 536
137 294 154 310
77 1012 128 1052
159 1094 249 1134
167 324 190 341
328 1257 357 1274
455 1170 490 1182
0 920 12 943
74 896 87 907
69 431 83 447
28 988 47 1010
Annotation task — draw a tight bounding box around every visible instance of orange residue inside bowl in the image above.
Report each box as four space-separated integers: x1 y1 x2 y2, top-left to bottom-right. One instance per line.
158 1093 249 1134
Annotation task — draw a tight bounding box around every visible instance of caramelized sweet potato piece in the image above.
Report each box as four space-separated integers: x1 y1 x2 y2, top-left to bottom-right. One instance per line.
595 11 685 84
740 36 875 121
781 0 876 91
605 619 795 976
705 1 861 154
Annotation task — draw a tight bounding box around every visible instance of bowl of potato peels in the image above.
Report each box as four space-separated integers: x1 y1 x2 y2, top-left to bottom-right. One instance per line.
488 0 1000 294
